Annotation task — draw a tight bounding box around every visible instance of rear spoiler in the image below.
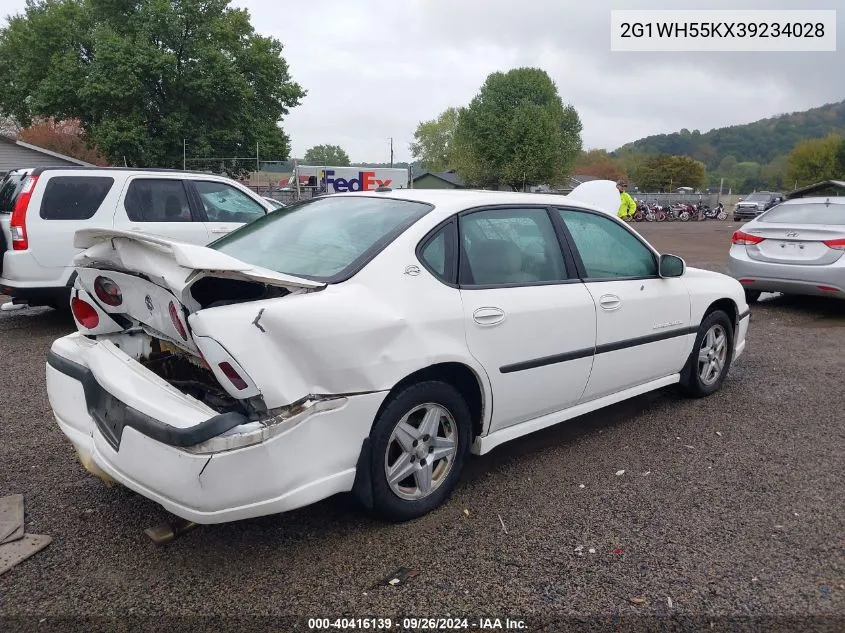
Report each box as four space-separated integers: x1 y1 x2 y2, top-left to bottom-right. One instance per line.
72 228 325 291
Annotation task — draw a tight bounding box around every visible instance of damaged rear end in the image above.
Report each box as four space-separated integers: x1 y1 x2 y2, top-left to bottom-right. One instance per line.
52 228 336 457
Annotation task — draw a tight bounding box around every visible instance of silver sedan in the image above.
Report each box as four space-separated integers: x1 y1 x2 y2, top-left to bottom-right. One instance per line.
727 196 845 302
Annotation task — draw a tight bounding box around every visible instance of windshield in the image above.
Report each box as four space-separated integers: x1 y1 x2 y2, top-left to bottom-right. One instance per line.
758 202 845 225
210 195 433 281
744 193 772 202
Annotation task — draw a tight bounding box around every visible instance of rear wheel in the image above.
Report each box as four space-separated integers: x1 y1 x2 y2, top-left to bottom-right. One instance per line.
679 310 734 398
369 381 471 522
744 289 761 303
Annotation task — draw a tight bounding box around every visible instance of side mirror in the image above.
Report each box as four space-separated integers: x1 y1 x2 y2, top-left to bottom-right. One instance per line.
659 253 686 278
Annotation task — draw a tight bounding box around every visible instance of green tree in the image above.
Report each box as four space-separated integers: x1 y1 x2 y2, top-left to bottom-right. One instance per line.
0 0 305 171
303 144 350 166
759 155 789 190
785 134 843 188
836 138 845 176
633 154 706 192
452 68 582 190
573 149 625 180
409 107 460 171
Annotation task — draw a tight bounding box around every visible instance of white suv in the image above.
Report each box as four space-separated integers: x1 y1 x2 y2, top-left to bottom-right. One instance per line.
0 167 273 309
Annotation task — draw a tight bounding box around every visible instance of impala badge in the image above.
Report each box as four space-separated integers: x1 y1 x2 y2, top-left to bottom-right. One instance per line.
145 295 154 312
653 320 682 330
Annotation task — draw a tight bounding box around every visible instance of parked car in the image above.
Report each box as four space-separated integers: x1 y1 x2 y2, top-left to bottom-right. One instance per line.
0 166 274 309
727 196 845 302
733 191 782 221
262 196 286 210
45 185 750 524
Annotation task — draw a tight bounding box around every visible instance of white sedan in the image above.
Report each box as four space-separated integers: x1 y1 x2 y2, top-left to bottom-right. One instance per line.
45 183 750 523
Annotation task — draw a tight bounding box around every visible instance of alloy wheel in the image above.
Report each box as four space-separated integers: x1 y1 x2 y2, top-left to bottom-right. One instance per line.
384 403 459 501
698 324 728 386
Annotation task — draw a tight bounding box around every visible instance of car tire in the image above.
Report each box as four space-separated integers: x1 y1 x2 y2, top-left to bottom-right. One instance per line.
744 289 761 304
679 310 735 399
368 381 471 522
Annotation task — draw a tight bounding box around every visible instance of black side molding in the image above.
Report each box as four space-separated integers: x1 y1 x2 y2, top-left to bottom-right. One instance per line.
47 350 248 451
738 309 750 320
499 325 699 374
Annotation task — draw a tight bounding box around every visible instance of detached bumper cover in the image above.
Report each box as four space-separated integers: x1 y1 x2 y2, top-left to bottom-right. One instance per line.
46 350 247 451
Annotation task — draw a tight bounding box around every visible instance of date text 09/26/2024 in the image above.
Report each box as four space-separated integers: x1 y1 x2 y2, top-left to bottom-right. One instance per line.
307 618 527 630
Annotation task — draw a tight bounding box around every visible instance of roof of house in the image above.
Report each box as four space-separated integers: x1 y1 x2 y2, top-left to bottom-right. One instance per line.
413 169 466 187
0 134 94 167
787 179 845 199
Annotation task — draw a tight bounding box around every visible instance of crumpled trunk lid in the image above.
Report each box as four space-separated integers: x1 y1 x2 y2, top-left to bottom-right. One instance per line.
72 228 325 342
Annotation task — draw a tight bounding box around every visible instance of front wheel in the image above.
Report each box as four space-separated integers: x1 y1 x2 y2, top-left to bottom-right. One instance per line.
679 211 690 222
369 381 471 522
679 310 734 398
718 211 728 220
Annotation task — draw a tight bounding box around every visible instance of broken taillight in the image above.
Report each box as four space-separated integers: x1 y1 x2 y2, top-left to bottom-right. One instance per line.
168 301 188 341
732 230 765 246
218 362 248 391
71 297 99 329
93 276 123 306
10 175 38 251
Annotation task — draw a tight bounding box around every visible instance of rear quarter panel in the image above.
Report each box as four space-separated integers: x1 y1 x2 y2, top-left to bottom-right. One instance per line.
186 226 492 413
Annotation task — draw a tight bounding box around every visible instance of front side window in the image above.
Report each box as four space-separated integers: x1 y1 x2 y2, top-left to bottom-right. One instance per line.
194 181 266 223
125 179 193 223
559 209 657 279
40 176 114 220
210 196 432 281
459 207 568 286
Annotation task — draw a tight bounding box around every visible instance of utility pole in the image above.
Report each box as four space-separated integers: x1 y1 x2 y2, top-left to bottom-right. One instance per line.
389 137 394 168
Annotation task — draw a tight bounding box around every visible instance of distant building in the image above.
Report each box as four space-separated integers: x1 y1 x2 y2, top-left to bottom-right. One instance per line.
787 179 845 199
412 169 466 189
0 135 94 176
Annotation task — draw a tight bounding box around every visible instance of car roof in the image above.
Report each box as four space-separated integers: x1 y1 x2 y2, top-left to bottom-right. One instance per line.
27 165 223 177
326 188 609 220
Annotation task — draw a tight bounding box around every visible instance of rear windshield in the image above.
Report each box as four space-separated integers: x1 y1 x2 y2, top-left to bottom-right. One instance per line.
210 196 433 281
0 171 28 214
758 202 845 225
40 176 114 220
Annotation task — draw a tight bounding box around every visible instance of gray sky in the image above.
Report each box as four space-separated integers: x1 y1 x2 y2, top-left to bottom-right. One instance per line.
1 0 843 162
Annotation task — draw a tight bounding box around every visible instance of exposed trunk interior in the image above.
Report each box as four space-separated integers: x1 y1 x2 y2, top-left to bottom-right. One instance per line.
189 277 291 309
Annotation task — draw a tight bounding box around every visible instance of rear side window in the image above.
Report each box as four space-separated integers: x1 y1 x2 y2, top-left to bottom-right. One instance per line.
39 176 114 220
124 179 193 222
0 172 27 214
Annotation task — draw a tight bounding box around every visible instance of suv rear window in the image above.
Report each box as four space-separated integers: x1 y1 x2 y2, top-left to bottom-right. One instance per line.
0 171 28 214
40 176 114 220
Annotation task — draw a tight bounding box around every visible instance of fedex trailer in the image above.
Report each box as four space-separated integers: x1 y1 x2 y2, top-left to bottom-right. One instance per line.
283 165 410 193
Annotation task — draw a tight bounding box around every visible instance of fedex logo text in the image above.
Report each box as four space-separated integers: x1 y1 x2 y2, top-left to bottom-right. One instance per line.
324 170 392 192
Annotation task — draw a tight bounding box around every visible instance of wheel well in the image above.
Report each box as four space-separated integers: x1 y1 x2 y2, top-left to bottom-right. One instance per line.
378 363 485 439
704 298 738 329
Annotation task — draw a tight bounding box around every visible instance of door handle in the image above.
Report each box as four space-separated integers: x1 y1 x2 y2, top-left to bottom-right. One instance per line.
472 307 505 326
598 294 622 311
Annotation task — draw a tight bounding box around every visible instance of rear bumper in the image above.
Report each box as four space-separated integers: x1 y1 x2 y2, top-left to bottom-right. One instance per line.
727 251 845 298
46 333 387 523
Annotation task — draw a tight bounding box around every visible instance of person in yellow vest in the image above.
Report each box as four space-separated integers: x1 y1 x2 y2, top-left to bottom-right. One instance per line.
616 180 637 221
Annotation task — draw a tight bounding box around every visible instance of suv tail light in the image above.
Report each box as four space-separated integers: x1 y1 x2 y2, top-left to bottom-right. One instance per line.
732 230 765 246
93 276 123 306
10 175 39 251
822 238 845 251
71 297 99 329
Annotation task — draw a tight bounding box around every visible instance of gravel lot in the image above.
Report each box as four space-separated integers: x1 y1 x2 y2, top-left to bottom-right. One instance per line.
0 220 843 631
